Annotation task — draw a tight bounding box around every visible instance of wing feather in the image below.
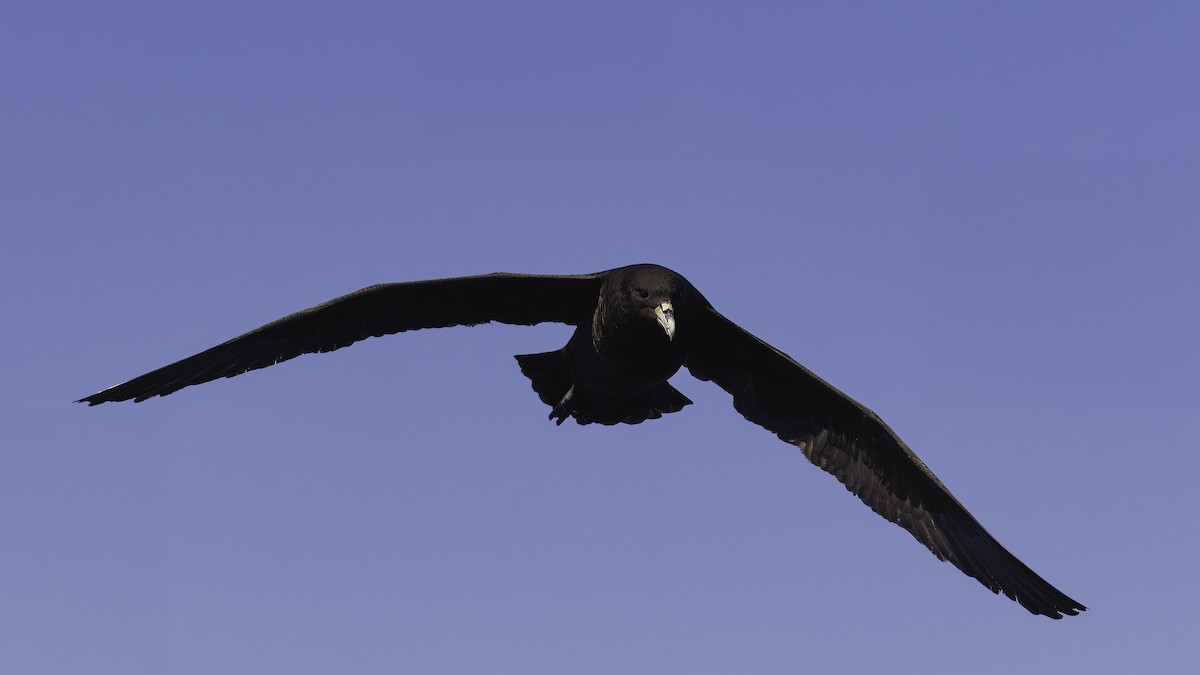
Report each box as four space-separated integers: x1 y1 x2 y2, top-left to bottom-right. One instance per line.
81 272 603 405
685 306 1084 618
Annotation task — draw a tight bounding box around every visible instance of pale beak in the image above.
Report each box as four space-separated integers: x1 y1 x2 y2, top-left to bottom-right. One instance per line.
654 302 675 341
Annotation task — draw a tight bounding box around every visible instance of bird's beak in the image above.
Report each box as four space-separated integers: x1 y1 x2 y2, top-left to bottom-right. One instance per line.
654 302 675 341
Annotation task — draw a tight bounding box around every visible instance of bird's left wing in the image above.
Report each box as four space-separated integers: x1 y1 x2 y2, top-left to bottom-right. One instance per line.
80 272 604 405
685 306 1084 618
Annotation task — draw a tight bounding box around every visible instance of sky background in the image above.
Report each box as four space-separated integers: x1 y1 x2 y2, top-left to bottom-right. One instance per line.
4 2 1199 673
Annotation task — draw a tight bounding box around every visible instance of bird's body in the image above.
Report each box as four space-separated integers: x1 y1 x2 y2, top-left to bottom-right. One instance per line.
81 263 1085 618
521 265 697 425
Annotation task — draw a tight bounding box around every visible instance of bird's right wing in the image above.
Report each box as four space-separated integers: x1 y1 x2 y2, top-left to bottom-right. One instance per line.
80 272 604 405
685 306 1085 618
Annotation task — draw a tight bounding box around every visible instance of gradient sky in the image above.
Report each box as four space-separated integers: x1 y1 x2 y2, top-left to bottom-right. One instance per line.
5 2 1199 673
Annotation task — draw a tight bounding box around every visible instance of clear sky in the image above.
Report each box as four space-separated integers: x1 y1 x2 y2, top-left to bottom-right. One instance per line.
4 2 1199 673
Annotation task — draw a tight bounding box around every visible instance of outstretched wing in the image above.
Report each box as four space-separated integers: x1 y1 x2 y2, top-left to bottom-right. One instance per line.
80 272 604 405
685 306 1085 619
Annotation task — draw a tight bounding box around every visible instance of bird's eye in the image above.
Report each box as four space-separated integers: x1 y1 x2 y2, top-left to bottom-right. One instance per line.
636 289 650 299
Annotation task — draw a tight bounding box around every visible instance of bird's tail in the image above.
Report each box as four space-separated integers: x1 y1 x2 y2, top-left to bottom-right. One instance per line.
515 349 692 426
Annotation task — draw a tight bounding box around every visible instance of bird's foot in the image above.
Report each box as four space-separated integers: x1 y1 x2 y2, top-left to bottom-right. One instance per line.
549 385 575 426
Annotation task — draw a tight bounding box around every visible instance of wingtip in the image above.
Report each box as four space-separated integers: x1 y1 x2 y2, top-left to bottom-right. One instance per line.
1047 601 1087 620
1041 606 1086 620
1012 583 1087 619
78 386 132 406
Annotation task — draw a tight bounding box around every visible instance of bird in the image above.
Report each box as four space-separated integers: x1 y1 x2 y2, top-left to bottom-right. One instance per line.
80 263 1085 618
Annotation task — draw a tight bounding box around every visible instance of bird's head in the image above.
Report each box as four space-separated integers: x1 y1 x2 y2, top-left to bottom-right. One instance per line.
607 264 693 342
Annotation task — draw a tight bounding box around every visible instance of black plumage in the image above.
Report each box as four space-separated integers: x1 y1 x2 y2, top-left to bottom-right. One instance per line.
80 263 1085 618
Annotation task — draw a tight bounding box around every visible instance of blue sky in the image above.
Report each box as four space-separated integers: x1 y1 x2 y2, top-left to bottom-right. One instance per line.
4 2 1199 673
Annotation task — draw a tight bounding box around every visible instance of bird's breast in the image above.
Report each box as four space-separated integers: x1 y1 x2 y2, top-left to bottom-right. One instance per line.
569 323 685 397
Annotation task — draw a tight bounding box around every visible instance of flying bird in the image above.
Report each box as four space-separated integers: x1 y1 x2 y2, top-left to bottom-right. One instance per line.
81 263 1084 618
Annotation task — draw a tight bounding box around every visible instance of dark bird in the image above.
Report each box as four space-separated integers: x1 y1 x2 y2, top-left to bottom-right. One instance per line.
80 263 1085 618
